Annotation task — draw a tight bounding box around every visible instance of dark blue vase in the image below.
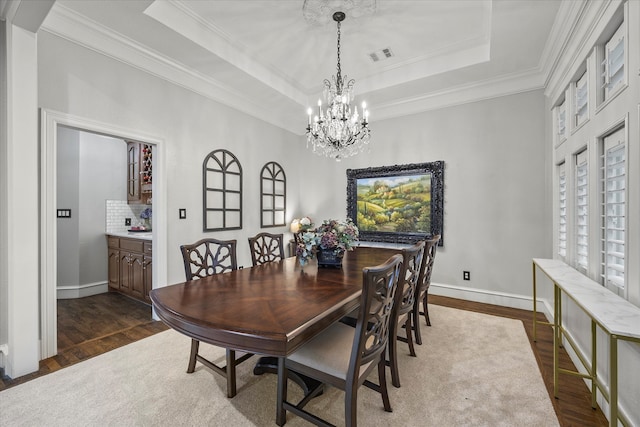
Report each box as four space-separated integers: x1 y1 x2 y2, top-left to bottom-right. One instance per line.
317 247 343 268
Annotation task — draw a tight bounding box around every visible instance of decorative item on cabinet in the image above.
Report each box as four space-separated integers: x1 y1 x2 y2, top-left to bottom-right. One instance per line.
127 141 153 205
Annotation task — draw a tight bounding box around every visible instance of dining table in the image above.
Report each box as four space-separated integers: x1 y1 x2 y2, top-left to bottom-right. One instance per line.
149 245 400 424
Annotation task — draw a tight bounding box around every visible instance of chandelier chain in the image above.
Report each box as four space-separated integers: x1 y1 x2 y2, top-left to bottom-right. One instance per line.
336 21 342 93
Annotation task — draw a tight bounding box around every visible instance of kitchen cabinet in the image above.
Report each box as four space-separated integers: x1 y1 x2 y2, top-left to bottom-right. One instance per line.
127 141 152 205
107 235 152 303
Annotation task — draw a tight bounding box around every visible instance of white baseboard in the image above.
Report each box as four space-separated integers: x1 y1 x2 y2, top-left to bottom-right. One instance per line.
57 282 108 299
430 282 554 321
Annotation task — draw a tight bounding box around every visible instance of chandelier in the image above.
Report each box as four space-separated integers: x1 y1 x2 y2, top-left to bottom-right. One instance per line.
305 11 370 161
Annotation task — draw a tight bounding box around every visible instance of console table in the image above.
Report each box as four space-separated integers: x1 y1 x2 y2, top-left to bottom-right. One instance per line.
532 258 640 427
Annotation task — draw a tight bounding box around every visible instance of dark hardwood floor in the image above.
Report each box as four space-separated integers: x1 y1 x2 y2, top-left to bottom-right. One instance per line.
0 292 608 426
0 292 167 391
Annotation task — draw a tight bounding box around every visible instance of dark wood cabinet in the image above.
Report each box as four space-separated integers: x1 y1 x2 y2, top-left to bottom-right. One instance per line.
107 235 152 304
127 141 152 205
108 247 120 289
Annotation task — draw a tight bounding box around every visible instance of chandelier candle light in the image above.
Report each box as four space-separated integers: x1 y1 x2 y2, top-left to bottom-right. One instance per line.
306 11 370 161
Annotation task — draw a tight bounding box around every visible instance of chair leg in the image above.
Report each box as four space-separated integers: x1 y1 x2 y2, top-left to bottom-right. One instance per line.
413 303 423 346
226 349 237 398
377 358 392 412
423 293 431 326
389 324 401 388
345 384 357 427
187 339 199 373
405 318 416 357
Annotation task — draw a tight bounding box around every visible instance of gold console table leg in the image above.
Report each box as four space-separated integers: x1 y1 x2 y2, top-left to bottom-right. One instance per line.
553 283 560 398
532 262 537 341
609 335 618 427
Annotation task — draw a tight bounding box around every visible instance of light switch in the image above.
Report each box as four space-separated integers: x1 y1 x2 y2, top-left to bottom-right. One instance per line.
57 209 72 218
179 209 187 219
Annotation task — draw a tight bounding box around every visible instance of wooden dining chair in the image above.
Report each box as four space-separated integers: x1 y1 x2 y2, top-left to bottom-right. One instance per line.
277 254 403 427
387 240 425 388
413 234 441 345
179 238 253 398
247 232 285 266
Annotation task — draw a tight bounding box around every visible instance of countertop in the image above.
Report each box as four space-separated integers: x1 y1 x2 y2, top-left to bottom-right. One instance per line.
107 231 153 241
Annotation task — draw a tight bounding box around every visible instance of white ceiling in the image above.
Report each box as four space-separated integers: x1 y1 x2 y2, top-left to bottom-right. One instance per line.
41 0 563 134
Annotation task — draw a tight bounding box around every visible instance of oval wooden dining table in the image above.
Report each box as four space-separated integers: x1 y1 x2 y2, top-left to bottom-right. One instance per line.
150 246 400 423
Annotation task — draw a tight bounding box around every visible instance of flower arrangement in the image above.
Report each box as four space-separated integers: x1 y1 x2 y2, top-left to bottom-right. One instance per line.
140 207 152 229
290 216 314 234
296 218 359 266
140 207 152 220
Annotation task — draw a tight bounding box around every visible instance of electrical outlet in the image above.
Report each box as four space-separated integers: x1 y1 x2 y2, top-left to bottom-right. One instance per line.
463 271 470 281
125 218 131 226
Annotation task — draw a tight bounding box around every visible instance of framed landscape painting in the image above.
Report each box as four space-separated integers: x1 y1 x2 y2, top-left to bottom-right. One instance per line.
346 161 444 245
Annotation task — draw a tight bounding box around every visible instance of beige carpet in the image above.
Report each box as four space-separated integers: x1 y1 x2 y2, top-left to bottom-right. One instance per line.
0 305 559 426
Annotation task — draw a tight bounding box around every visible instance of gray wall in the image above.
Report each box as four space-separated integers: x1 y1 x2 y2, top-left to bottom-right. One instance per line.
39 30 549 306
38 31 302 285
56 126 80 288
56 126 127 295
78 131 126 287
297 90 551 306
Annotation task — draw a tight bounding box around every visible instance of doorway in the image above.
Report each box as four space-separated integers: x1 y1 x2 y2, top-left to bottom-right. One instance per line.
40 109 167 359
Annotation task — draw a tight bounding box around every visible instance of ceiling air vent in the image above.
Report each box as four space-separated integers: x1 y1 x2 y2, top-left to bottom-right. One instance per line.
369 47 394 62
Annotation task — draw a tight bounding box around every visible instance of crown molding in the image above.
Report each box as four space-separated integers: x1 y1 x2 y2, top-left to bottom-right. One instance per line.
42 2 552 136
543 0 616 103
41 4 301 135
372 67 545 122
145 0 308 105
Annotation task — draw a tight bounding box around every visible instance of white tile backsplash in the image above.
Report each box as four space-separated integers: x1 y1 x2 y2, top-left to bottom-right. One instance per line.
106 200 150 233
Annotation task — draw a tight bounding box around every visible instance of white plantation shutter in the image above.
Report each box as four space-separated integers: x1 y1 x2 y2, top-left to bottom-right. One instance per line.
601 23 625 99
575 150 588 272
557 101 566 141
601 128 625 293
575 72 588 126
558 162 567 258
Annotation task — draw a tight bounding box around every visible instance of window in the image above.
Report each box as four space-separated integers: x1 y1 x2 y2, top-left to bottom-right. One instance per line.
601 23 625 100
574 72 588 127
203 149 243 231
558 162 567 258
260 162 286 228
600 128 625 294
556 101 566 142
575 150 588 273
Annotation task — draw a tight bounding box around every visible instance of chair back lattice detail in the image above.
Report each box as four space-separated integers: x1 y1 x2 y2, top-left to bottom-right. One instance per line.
180 238 238 280
396 241 426 317
386 241 425 388
417 235 440 296
353 254 404 370
248 232 285 266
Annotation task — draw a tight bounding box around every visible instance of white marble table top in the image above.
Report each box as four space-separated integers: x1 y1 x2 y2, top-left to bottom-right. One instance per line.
534 258 640 340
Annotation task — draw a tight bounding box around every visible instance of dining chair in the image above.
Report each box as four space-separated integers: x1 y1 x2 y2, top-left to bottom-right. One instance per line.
247 232 285 266
277 253 403 427
179 238 253 398
387 240 425 388
413 234 441 345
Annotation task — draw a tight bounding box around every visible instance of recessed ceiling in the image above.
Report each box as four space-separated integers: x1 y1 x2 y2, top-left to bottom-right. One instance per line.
43 0 562 134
